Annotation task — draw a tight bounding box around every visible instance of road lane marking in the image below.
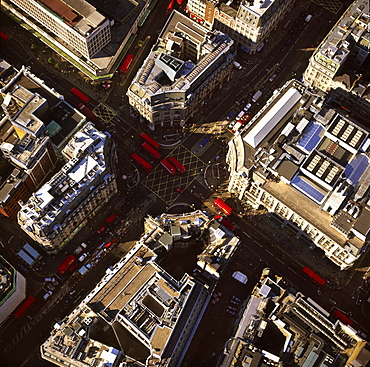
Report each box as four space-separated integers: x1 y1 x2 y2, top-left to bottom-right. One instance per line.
266 250 274 256
255 241 262 247
277 258 285 264
288 267 297 274
242 231 251 238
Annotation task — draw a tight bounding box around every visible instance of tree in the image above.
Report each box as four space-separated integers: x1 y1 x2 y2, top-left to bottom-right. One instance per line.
31 43 37 50
47 58 54 65
55 63 61 70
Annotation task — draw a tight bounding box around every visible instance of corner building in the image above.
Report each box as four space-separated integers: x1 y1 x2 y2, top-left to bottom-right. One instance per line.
3 0 111 59
303 0 370 92
41 242 209 366
17 122 117 254
127 10 235 130
186 0 294 54
227 79 370 270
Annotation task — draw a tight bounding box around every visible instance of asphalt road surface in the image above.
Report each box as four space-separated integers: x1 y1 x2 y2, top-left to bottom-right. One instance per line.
0 0 369 366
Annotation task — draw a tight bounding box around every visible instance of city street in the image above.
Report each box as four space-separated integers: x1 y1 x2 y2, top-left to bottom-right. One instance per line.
0 0 369 366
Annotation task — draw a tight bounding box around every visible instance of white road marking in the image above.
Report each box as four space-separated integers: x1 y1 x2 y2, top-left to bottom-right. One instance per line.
277 258 285 264
266 250 274 256
242 231 251 238
255 241 262 247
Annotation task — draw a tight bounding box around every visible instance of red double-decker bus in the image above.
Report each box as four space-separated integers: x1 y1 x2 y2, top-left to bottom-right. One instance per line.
331 309 354 326
131 153 152 173
0 31 10 41
168 156 186 173
166 0 175 15
214 198 233 216
119 54 134 74
78 103 96 121
14 296 36 319
57 255 76 275
301 266 326 286
140 132 160 149
160 158 176 175
142 142 161 160
214 215 235 231
106 214 117 223
70 87 90 104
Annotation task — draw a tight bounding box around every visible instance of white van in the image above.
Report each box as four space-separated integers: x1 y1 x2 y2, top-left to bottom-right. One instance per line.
305 14 312 22
233 61 242 70
237 111 245 119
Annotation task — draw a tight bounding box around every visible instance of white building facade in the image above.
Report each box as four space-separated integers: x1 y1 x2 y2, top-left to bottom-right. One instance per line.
17 123 117 254
186 0 295 54
303 0 370 92
5 0 111 59
226 80 370 270
127 10 236 130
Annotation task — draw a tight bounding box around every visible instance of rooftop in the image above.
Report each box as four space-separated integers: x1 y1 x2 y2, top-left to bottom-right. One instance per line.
0 67 86 149
128 10 234 100
38 0 105 36
230 79 370 268
314 0 369 71
221 271 367 367
17 123 110 235
42 240 208 366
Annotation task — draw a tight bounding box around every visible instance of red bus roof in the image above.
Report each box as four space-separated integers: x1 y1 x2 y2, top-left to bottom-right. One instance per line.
301 267 326 286
106 214 117 223
57 255 76 275
119 54 134 73
142 142 161 160
14 296 36 319
71 87 89 103
78 103 96 121
160 158 176 175
331 309 354 326
220 217 235 231
140 132 160 149
131 153 152 173
166 0 175 14
214 198 233 215
0 31 10 40
168 156 186 173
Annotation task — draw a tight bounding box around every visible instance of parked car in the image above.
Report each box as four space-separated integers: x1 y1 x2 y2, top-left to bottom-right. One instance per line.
45 277 55 282
241 114 251 122
43 291 53 301
269 74 277 82
244 103 252 111
175 187 184 193
78 253 89 262
97 225 106 234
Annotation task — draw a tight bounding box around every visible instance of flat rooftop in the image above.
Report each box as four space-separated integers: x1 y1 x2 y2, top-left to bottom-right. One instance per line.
89 246 155 312
262 179 363 249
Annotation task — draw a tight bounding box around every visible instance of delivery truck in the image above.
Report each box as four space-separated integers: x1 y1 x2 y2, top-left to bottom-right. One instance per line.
252 90 262 102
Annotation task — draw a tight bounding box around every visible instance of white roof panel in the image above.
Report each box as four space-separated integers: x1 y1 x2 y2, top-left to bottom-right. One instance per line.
244 88 302 148
68 156 98 183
